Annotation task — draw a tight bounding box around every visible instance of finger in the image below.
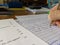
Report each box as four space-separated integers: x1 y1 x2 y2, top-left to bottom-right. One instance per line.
48 8 60 21
48 11 56 21
55 21 60 27
50 4 58 11
48 4 58 21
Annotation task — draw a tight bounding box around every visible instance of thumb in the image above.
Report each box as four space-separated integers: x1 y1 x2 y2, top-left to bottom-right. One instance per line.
50 4 58 11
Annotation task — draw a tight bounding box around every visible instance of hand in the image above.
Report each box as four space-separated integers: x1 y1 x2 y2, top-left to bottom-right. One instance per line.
48 4 60 27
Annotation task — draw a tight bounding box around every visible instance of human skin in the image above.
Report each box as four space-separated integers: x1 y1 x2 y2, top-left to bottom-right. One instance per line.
48 4 60 27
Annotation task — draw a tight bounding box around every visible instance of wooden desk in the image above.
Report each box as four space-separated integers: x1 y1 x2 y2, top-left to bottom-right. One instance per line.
9 8 33 15
0 8 33 19
0 15 15 19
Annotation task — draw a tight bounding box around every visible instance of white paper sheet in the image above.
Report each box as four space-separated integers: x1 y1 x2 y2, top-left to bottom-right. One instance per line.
0 19 48 45
25 7 49 14
16 14 60 45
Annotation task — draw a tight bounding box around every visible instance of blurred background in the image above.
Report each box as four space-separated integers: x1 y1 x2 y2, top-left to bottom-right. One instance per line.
2 0 59 8
0 0 59 19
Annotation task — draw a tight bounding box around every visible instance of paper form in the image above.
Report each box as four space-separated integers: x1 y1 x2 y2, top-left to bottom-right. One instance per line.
0 19 48 45
16 14 60 45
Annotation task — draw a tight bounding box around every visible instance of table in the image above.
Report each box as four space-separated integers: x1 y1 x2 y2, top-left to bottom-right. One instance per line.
0 8 33 19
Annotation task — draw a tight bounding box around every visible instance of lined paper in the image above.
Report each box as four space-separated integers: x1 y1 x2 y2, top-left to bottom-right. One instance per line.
0 19 48 45
16 14 60 45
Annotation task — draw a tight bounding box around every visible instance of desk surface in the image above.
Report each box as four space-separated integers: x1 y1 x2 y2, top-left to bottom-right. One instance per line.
0 9 33 19
9 7 26 10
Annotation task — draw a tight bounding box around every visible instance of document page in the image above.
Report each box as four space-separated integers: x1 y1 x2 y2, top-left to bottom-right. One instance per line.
16 14 60 45
0 19 48 45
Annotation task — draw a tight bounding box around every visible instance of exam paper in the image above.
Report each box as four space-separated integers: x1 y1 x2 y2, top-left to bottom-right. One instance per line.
16 14 60 45
0 19 48 45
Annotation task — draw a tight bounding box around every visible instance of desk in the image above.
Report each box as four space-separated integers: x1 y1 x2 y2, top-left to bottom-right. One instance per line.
0 15 15 19
9 8 33 15
0 8 33 19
